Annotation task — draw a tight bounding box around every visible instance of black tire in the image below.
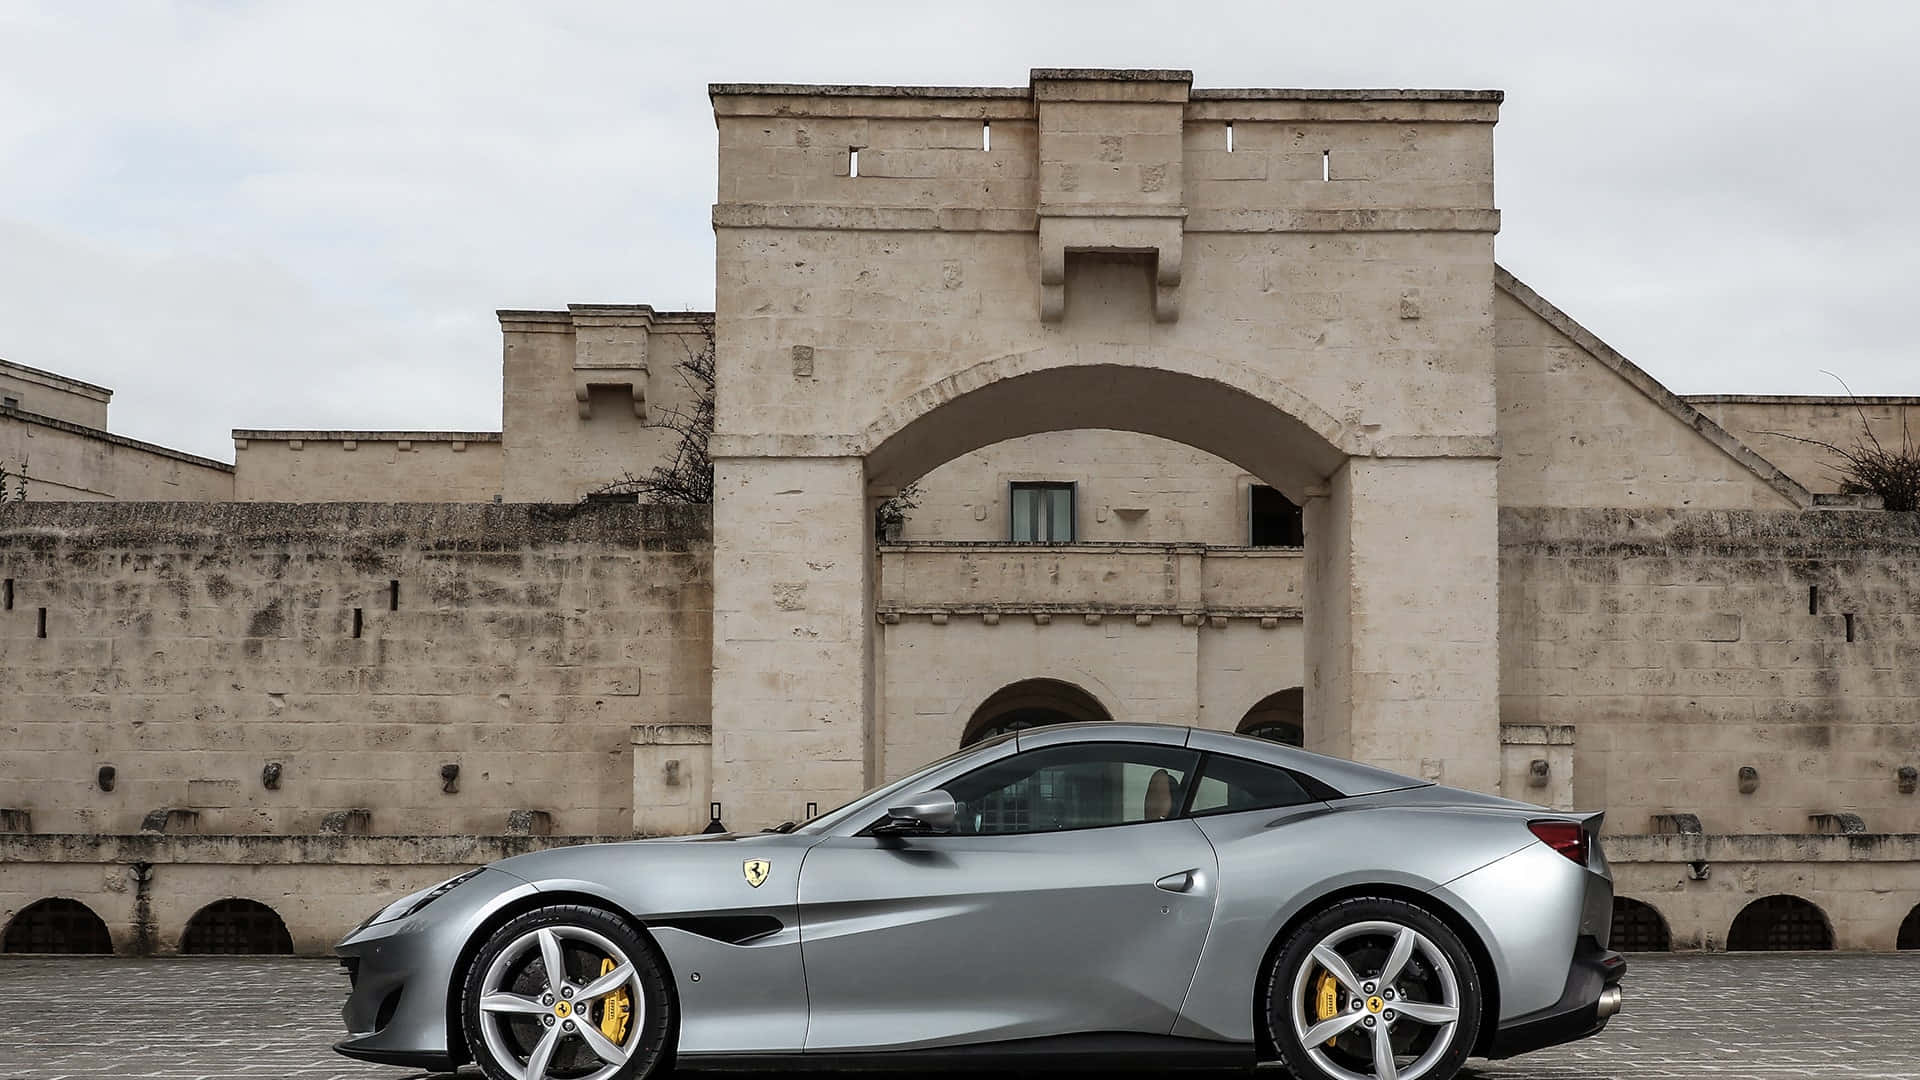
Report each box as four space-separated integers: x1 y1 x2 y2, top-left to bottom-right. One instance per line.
461 904 673 1080
1263 897 1483 1080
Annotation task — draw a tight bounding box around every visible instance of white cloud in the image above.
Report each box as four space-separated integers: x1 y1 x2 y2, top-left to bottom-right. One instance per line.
1 0 1917 459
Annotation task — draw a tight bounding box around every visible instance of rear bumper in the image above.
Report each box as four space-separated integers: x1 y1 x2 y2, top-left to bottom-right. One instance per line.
1486 935 1626 1059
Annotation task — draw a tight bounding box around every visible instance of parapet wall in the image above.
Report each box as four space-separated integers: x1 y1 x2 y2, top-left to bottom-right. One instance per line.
232 430 503 502
0 502 712 838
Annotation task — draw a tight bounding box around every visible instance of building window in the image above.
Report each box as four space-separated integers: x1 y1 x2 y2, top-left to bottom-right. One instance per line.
1 396 18 410
1010 482 1074 543
1249 484 1304 547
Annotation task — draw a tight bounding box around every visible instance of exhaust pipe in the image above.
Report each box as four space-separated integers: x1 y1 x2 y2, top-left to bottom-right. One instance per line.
1596 986 1623 1019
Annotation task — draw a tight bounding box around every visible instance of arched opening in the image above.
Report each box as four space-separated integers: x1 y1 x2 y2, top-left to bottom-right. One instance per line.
1237 688 1304 747
1899 904 1920 950
961 678 1112 748
1726 894 1833 951
1609 897 1671 952
1 898 113 954
180 898 293 955
865 362 1348 504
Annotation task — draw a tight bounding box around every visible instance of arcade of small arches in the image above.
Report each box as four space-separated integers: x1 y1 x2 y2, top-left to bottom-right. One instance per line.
1 896 294 956
959 678 1304 748
8 889 1915 957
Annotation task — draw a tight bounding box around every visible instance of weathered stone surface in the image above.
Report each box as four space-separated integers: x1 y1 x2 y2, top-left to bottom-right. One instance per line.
0 502 713 839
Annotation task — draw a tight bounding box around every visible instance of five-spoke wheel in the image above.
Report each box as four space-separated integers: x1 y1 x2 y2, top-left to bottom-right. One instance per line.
462 905 671 1080
1266 898 1482 1080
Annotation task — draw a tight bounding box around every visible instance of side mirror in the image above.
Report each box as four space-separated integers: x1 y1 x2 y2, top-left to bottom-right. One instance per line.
876 790 957 835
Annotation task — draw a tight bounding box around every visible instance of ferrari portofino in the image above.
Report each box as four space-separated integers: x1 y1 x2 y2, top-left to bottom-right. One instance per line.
335 723 1624 1080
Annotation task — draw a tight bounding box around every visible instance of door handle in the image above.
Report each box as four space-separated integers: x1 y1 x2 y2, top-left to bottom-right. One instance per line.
1154 869 1200 893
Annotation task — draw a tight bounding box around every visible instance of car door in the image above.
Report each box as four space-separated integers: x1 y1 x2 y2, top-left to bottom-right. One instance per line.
796 735 1219 1051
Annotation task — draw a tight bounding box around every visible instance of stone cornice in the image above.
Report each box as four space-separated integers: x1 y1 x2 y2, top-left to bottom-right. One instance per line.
232 429 501 444
0 833 642 865
1607 833 1920 862
1685 394 1920 406
1494 265 1814 510
713 203 1500 235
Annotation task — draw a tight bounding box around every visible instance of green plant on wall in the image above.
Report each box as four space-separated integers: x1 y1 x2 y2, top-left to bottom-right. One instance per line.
874 480 921 543
1764 376 1918 512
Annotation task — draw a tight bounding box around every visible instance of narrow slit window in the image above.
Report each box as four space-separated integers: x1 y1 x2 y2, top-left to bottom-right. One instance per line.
1844 612 1856 642
1323 149 1331 181
2 578 12 611
1226 121 1234 152
36 607 47 639
849 147 859 178
389 580 400 611
352 608 364 639
1808 584 1819 615
982 121 991 151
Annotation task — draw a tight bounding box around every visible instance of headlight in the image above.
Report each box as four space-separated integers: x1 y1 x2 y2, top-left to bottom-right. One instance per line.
358 868 484 930
402 868 485 919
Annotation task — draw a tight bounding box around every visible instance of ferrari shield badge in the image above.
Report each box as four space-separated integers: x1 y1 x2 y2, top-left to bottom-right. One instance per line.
742 858 771 888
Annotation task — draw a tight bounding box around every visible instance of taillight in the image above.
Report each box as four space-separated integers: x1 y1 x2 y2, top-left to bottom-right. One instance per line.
1529 820 1589 865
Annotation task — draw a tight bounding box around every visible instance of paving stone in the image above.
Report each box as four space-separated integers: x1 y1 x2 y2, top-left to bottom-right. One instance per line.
0 953 1914 1079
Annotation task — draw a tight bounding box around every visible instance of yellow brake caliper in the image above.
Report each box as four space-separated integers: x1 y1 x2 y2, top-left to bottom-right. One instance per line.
598 957 632 1042
1315 971 1341 1047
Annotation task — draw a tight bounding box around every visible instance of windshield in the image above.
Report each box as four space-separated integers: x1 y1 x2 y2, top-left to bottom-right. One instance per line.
792 730 1018 835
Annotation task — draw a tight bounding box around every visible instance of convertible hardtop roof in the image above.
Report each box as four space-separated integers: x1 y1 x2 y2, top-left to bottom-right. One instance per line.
1011 721 1432 799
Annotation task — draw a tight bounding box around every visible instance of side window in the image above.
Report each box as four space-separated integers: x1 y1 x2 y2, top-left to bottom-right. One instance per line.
1187 754 1319 816
944 742 1200 835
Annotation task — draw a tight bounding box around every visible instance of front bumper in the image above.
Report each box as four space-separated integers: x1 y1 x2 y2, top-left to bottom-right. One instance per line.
1486 935 1627 1059
333 867 535 1070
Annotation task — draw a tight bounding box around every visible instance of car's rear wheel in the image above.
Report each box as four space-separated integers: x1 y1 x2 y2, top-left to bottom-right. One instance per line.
461 904 672 1080
1263 897 1482 1080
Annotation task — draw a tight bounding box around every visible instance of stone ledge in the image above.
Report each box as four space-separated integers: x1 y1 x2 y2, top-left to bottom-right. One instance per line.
1607 833 1920 862
0 833 645 865
0 500 713 550
232 430 502 443
1684 394 1920 406
876 605 1303 620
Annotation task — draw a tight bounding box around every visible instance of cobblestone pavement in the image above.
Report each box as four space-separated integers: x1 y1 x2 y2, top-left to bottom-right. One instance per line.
0 952 1915 1079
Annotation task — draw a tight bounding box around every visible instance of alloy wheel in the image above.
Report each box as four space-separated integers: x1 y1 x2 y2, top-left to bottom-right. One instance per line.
1288 919 1461 1080
476 924 645 1080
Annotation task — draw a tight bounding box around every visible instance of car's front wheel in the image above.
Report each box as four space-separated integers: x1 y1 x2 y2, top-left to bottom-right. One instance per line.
461 904 672 1080
1263 897 1482 1080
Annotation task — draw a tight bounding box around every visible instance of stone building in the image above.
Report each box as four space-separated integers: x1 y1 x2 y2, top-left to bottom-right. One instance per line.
1 69 1916 960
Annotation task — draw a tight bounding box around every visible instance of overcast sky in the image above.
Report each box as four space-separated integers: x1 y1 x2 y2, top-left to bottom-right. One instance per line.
3 1 1916 461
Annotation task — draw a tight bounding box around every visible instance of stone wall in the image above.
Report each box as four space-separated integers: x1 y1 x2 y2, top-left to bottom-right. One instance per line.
1500 507 1920 837
0 408 234 501
1608 833 1919 951
1689 396 1920 497
0 834 629 955
0 502 712 839
0 359 111 430
1494 275 1803 511
904 432 1262 546
232 431 504 502
500 307 712 503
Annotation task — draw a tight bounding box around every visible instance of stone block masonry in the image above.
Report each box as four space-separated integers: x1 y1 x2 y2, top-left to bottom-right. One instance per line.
0 502 712 839
1501 506 1920 836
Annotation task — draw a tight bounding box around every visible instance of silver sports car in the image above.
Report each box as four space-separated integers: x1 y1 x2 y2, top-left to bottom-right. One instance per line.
335 723 1624 1080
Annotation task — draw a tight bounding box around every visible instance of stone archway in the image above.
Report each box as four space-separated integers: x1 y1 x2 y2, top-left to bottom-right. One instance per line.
962 678 1112 747
1238 688 1305 747
708 72 1503 828
1 897 113 954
